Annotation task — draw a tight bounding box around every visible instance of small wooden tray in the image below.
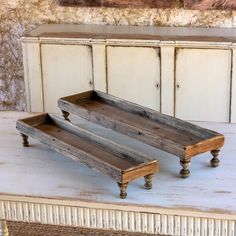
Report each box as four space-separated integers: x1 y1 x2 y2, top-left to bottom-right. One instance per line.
16 113 158 199
58 91 225 178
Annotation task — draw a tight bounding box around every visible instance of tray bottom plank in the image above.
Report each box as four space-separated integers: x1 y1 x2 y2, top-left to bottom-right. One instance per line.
37 123 141 170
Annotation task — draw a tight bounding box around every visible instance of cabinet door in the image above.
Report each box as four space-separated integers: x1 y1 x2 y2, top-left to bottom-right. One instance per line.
41 44 93 113
107 46 161 111
175 48 231 122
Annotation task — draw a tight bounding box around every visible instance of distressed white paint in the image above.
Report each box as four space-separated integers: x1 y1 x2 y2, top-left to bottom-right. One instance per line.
0 200 236 236
92 44 107 93
106 39 160 47
22 42 43 112
231 49 236 123
41 44 93 113
175 48 231 122
160 46 175 116
107 46 161 111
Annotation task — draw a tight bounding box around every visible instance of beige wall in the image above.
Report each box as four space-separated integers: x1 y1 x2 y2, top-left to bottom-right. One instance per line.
0 0 235 110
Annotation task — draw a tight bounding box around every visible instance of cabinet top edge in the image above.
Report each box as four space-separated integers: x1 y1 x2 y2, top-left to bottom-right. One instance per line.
24 24 236 43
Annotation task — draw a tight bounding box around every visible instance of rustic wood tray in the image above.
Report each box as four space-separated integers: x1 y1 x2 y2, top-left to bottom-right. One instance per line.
16 113 158 199
58 91 225 178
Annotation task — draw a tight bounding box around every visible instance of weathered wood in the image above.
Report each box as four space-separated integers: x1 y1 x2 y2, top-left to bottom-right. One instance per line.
61 110 70 121
26 24 236 44
117 182 128 199
16 113 158 199
20 133 29 147
210 149 220 167
144 174 154 190
180 160 191 178
58 91 225 177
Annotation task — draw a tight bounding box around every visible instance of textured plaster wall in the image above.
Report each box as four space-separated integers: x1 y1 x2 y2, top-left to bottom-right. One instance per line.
0 0 236 110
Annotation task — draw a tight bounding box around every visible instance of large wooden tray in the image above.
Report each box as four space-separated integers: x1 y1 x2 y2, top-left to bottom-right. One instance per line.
58 91 225 178
16 113 158 199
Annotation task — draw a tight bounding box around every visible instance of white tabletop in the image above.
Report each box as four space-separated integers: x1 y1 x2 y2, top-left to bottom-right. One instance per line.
0 111 236 216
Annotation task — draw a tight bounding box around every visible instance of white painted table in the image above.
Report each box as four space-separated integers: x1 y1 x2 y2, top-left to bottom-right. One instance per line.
0 112 236 235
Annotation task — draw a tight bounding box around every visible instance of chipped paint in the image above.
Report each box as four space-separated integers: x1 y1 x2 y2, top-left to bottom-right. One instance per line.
0 0 235 110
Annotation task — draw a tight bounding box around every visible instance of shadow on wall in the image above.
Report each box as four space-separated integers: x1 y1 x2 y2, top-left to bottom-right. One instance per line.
0 0 235 111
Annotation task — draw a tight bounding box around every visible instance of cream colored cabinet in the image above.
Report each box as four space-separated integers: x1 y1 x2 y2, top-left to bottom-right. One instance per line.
107 46 161 111
175 48 231 122
22 43 93 113
41 44 93 113
22 25 236 122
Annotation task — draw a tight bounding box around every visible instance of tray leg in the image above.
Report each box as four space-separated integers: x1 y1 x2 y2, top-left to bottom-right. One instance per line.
20 133 29 147
117 182 128 199
180 159 190 178
210 149 220 167
144 174 154 190
61 110 70 121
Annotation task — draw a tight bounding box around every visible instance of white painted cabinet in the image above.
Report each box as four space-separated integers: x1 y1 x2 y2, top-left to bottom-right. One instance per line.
175 48 231 122
107 46 161 111
41 44 93 113
22 25 236 122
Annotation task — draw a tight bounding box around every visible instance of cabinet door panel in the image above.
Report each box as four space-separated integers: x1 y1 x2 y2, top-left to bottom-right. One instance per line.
107 46 160 111
41 44 93 113
175 48 231 122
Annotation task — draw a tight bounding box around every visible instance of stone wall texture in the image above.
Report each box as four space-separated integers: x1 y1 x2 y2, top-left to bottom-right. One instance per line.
0 0 236 110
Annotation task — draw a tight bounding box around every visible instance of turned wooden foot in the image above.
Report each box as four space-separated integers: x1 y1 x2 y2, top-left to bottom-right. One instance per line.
210 149 220 167
21 133 29 147
1 221 9 236
144 174 154 190
117 182 128 199
61 110 70 121
180 160 191 178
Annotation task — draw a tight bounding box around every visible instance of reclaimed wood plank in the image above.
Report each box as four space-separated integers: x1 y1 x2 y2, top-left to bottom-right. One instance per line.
25 24 236 44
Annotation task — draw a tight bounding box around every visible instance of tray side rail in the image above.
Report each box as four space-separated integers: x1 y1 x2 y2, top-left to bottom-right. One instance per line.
59 90 222 140
16 117 124 182
49 114 157 165
16 114 158 183
95 91 223 140
58 96 187 158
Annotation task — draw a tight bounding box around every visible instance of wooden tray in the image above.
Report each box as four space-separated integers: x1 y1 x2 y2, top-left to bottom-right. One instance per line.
58 91 225 178
16 113 158 199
